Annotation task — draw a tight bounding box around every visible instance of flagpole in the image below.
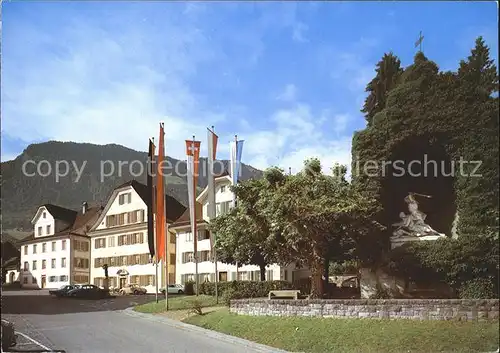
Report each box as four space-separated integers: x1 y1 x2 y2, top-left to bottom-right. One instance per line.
208 126 219 303
233 135 239 277
154 189 159 303
193 135 199 296
150 136 159 304
161 123 169 310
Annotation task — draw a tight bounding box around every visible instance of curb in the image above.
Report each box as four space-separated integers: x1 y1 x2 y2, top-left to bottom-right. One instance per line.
122 307 290 353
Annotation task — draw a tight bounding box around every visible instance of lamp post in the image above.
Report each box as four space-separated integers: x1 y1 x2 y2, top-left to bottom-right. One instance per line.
102 264 109 291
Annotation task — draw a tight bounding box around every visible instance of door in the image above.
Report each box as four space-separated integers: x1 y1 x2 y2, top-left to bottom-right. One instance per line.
219 272 227 282
119 277 126 289
41 275 46 289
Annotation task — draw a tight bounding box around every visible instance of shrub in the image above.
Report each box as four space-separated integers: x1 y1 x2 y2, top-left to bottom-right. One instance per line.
222 287 237 307
384 235 499 296
184 280 195 295
459 278 498 299
198 280 293 299
188 298 204 315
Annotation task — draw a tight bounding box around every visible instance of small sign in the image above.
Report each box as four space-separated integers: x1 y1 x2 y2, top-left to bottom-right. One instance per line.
116 269 129 276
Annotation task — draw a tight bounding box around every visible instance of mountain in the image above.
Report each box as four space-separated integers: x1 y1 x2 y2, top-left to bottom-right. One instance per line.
0 141 262 237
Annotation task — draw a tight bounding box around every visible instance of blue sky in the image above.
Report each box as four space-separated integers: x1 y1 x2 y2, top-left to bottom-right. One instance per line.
1 1 497 173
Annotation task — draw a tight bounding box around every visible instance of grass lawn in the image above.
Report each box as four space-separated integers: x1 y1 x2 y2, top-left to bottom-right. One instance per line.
134 295 221 313
184 309 499 353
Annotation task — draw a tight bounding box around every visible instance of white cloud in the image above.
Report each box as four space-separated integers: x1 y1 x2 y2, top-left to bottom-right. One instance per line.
292 22 308 43
276 84 298 102
2 11 229 160
239 103 353 176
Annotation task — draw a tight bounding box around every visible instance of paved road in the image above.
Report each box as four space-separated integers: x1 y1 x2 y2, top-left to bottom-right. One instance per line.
2 290 283 353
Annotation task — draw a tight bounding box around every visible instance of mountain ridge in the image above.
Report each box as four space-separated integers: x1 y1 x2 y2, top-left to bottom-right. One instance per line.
1 141 262 236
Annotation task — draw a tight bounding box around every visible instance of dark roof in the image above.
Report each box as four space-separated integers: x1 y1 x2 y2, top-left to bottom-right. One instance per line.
115 180 186 223
171 202 205 228
20 205 103 244
42 204 78 224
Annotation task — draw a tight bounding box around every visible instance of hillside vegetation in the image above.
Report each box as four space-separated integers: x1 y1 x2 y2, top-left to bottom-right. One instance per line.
1 141 261 239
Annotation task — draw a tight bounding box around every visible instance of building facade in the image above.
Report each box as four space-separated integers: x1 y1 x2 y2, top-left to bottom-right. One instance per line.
19 203 101 289
171 175 294 285
88 180 185 293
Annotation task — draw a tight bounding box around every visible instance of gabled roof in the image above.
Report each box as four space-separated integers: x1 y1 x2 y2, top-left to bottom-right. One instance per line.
196 175 233 203
91 180 186 230
170 202 206 228
21 205 103 244
31 204 78 225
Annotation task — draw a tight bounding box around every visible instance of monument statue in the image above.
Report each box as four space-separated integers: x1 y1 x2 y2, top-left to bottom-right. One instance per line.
391 193 445 238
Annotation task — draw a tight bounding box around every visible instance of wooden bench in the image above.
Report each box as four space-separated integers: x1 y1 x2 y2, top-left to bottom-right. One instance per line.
268 290 301 300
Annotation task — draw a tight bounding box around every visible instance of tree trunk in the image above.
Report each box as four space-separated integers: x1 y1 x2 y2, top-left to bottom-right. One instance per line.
323 256 330 296
260 265 266 281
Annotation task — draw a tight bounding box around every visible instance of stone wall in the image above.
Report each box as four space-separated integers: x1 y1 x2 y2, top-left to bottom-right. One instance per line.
230 299 499 321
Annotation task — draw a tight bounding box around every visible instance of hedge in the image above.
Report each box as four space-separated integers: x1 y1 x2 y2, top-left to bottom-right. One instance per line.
198 280 293 299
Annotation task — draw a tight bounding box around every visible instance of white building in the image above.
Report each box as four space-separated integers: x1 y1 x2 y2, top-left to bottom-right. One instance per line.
171 174 294 285
88 180 185 293
19 202 102 289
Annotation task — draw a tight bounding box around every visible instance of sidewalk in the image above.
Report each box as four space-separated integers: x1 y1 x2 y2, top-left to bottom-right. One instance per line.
123 307 291 353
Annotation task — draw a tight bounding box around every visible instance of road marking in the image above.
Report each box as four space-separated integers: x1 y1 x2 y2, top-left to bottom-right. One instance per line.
15 331 51 351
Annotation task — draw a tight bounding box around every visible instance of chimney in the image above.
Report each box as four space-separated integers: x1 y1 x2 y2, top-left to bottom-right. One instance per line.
82 202 88 214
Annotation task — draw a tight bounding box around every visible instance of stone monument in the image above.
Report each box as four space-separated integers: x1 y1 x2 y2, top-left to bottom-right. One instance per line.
390 192 446 249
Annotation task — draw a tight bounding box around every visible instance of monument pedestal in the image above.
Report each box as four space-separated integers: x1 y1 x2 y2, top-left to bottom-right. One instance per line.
390 234 446 249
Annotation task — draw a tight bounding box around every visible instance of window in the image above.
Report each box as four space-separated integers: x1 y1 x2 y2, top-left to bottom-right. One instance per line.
32 260 37 270
186 232 193 242
49 276 56 282
182 252 194 263
33 244 37 254
119 193 131 205
216 201 231 216
62 240 66 250
51 259 56 269
42 243 47 253
61 258 67 268
220 186 226 193
74 274 89 284
199 251 211 262
94 238 106 249
170 234 176 244
75 258 89 269
198 229 210 241
51 242 56 251
74 240 90 252
117 233 144 246
24 262 29 271
24 246 28 255
46 225 51 234
105 215 116 227
38 226 42 236
43 212 46 218
32 277 37 284
140 209 145 222
42 260 46 269
108 236 115 247
169 253 175 265
266 270 274 281
23 277 28 284
60 275 68 282
128 211 138 223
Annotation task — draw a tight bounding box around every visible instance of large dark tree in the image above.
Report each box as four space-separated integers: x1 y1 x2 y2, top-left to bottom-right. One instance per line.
362 52 404 126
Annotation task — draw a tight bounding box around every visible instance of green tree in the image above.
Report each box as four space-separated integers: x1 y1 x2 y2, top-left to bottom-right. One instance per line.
211 174 282 280
266 159 383 298
361 52 404 126
458 36 499 96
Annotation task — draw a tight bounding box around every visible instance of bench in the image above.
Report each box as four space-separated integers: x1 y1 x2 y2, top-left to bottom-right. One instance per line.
268 290 301 300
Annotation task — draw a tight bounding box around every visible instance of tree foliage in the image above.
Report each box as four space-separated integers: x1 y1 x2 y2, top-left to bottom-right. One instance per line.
353 37 499 238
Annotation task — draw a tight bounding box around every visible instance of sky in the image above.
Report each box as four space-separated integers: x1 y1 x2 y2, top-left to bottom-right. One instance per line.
1 1 498 174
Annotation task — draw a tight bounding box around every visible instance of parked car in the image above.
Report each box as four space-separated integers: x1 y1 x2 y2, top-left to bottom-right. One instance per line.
120 284 147 295
160 284 184 295
49 284 82 297
66 284 110 299
1 319 17 351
